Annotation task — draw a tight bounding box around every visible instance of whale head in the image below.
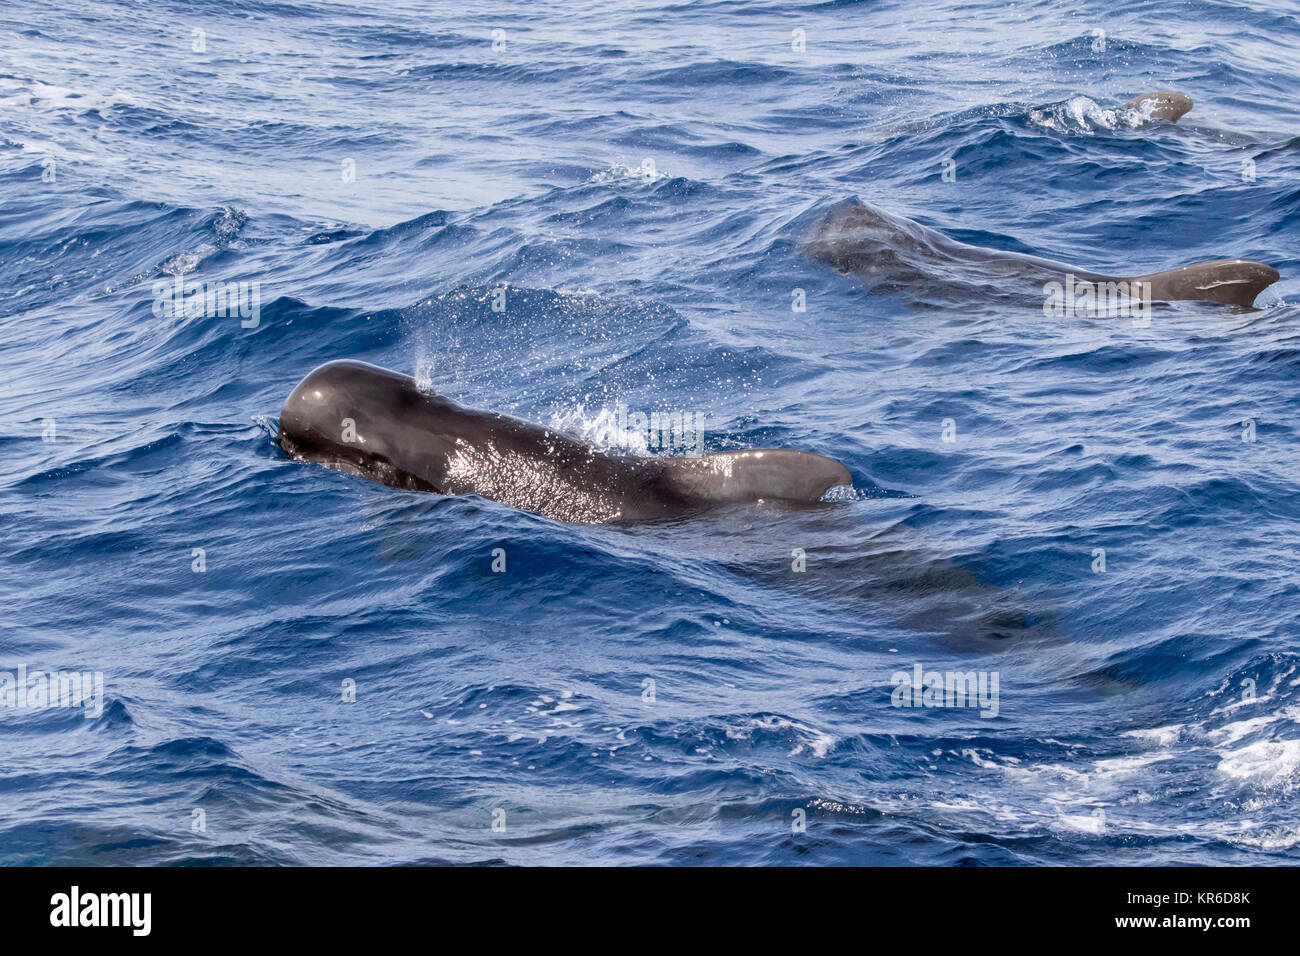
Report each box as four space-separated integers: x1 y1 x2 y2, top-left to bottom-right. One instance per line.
1121 90 1193 122
278 359 456 492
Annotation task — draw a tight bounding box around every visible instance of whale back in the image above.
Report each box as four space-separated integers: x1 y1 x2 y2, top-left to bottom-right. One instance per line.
654 450 852 506
800 200 1103 304
803 201 1280 308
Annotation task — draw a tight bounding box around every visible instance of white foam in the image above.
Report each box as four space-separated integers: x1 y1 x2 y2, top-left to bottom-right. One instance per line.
160 244 217 276
726 715 836 759
1122 724 1183 748
1057 809 1107 835
546 404 652 455
0 75 145 114
1027 96 1153 135
587 160 670 184
1217 739 1300 785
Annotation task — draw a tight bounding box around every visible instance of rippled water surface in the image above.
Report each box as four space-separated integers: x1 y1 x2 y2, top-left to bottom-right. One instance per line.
2 0 1299 865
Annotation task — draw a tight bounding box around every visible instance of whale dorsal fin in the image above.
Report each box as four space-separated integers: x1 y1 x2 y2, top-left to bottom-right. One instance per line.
1127 259 1280 307
656 449 851 505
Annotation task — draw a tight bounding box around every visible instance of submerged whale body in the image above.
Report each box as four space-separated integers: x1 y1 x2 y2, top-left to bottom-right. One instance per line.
801 201 1280 308
277 360 852 524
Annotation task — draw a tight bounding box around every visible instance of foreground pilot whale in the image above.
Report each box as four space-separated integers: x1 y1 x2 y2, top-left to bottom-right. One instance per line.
802 201 1280 308
278 360 852 524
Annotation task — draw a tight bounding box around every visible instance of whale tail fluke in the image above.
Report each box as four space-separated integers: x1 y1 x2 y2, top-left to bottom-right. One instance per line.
1127 259 1280 308
1121 90 1193 122
657 449 852 506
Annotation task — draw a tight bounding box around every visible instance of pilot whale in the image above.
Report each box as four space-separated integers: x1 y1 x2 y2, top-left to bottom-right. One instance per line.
1120 89 1193 122
802 201 1280 308
1119 90 1265 146
277 360 852 524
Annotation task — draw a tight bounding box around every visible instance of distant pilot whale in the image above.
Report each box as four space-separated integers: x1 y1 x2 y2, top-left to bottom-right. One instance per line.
277 360 852 524
1119 89 1193 122
1119 89 1265 146
802 201 1280 308
891 89 1198 138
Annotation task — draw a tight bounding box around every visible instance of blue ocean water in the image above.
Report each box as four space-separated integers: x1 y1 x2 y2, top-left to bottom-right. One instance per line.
2 0 1299 865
